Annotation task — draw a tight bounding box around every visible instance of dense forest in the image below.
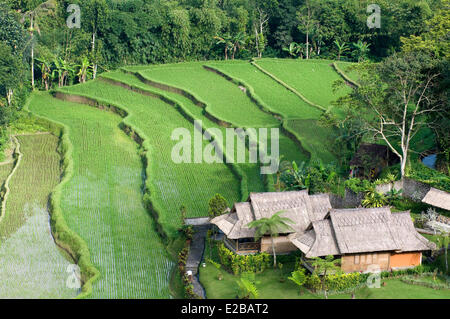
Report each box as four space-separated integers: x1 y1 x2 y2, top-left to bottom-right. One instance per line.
0 0 448 169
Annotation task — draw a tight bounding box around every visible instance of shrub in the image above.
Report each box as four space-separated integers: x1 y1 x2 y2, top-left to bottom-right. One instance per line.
362 190 388 207
344 178 375 193
217 242 272 275
305 272 365 292
208 193 228 218
407 161 450 192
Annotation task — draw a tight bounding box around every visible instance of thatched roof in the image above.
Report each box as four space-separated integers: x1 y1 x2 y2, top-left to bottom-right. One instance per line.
210 191 332 239
290 208 436 258
422 188 450 211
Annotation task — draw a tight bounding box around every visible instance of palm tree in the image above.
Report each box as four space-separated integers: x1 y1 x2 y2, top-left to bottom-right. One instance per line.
334 40 349 61
310 255 341 299
20 0 56 90
247 211 294 268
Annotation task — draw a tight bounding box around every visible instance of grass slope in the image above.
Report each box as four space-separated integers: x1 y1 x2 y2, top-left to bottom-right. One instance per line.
0 134 77 298
254 58 351 117
28 93 173 298
204 61 337 163
285 119 337 163
207 61 323 119
100 71 267 194
57 80 242 235
135 63 307 163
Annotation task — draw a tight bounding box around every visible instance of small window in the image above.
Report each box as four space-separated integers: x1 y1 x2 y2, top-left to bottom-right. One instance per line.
366 254 372 264
373 253 377 262
354 255 360 264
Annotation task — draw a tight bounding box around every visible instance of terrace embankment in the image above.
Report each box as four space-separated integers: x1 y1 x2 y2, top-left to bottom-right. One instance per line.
0 133 78 298
52 91 168 242
29 92 173 298
203 65 311 161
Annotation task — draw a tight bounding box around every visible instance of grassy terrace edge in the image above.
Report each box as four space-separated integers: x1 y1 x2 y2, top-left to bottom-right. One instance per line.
202 64 311 161
0 137 22 223
97 75 253 200
331 62 361 88
50 90 176 242
116 68 279 192
24 94 100 299
250 59 327 112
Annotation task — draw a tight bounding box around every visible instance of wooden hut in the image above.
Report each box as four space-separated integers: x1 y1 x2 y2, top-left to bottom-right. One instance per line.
349 143 398 178
289 207 436 272
210 191 332 254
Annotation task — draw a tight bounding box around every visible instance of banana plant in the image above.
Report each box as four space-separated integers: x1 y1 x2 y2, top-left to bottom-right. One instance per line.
36 57 52 90
52 57 75 87
334 40 349 61
76 56 93 84
282 42 301 58
214 34 234 60
352 40 371 62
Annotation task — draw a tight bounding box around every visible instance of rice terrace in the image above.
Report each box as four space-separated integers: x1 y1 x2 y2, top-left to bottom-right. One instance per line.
0 0 449 303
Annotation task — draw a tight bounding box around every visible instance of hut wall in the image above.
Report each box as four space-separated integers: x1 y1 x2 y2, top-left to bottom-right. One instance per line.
341 252 390 273
261 236 298 254
389 252 422 269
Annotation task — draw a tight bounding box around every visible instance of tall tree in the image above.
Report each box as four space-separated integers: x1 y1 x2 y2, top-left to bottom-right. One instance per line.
0 42 23 106
247 211 294 268
252 0 277 58
297 0 319 59
20 0 56 90
337 52 445 178
83 0 108 79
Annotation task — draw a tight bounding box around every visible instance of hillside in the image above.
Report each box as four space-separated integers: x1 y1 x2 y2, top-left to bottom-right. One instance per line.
20 58 354 298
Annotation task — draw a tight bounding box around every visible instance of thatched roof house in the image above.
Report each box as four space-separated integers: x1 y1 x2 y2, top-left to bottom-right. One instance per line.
211 191 331 254
290 208 436 272
422 187 450 211
212 191 436 272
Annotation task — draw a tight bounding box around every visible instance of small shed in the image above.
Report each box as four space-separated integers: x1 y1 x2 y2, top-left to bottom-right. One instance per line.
349 143 398 179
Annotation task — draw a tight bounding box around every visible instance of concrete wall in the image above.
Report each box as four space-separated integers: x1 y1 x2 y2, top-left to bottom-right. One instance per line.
261 236 298 254
330 178 431 209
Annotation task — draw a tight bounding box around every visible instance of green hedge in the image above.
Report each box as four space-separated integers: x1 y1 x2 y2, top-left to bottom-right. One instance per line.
305 272 365 292
217 242 272 275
